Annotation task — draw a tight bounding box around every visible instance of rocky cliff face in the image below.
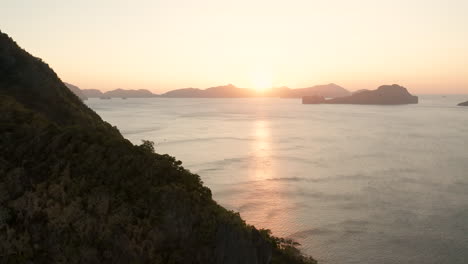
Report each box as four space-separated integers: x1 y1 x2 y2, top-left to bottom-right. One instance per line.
303 84 418 105
0 31 315 264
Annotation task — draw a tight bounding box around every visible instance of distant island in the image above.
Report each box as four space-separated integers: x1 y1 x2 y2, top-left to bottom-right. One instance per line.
277 83 351 98
458 101 468 106
302 84 418 105
103 88 157 98
65 84 158 99
66 83 351 99
64 82 88 100
82 88 104 98
161 84 252 98
160 83 351 98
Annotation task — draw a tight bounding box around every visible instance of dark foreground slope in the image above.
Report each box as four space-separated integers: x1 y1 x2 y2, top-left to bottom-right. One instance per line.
0 31 315 263
458 101 468 106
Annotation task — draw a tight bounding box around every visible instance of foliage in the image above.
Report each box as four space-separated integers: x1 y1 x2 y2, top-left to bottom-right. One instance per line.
140 140 156 153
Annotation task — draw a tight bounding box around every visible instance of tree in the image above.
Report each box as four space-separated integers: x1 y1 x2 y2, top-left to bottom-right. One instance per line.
140 140 155 153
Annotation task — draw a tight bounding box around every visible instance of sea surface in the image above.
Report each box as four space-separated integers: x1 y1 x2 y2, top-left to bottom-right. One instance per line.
86 95 468 264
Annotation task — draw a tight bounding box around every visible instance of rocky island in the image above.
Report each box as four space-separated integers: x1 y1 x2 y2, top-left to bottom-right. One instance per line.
0 31 315 263
458 101 468 106
303 84 418 105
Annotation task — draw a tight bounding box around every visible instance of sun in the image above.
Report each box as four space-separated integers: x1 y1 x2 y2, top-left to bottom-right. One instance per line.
251 69 273 92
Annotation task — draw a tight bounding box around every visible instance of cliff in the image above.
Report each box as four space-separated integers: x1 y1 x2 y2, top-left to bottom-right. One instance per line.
458 101 468 106
303 84 418 105
0 31 315 264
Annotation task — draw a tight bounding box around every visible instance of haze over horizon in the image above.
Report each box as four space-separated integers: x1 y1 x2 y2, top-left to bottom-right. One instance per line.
2 0 467 94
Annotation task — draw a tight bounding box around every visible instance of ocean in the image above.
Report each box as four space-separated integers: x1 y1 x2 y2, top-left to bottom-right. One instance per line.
86 95 468 264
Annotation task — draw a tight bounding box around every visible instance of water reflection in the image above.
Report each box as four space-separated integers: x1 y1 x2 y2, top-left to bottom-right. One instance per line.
252 120 272 180
234 119 300 238
87 97 468 264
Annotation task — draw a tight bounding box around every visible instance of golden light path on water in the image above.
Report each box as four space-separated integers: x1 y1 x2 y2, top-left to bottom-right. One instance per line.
234 119 304 239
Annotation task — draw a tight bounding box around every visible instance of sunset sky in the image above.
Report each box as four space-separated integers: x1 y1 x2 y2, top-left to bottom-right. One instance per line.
2 0 467 94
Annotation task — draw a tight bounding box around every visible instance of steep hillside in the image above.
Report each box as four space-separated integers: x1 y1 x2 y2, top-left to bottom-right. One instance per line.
0 31 315 264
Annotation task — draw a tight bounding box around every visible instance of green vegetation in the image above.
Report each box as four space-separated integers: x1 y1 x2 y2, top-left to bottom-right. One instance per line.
0 30 316 263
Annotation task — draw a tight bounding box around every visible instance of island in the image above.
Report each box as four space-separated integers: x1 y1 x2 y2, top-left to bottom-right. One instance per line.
303 84 418 105
82 88 104 97
80 88 157 98
71 83 352 99
279 83 351 98
458 101 468 106
160 83 350 98
104 88 157 98
65 82 88 100
161 84 252 98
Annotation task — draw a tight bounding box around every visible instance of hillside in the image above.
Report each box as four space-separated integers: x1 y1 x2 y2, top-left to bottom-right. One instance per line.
0 31 315 263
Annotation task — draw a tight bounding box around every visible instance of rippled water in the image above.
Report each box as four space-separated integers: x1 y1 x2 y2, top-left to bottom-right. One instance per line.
86 95 468 264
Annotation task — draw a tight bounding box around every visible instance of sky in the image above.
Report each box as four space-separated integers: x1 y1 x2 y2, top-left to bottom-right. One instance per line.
1 0 468 94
